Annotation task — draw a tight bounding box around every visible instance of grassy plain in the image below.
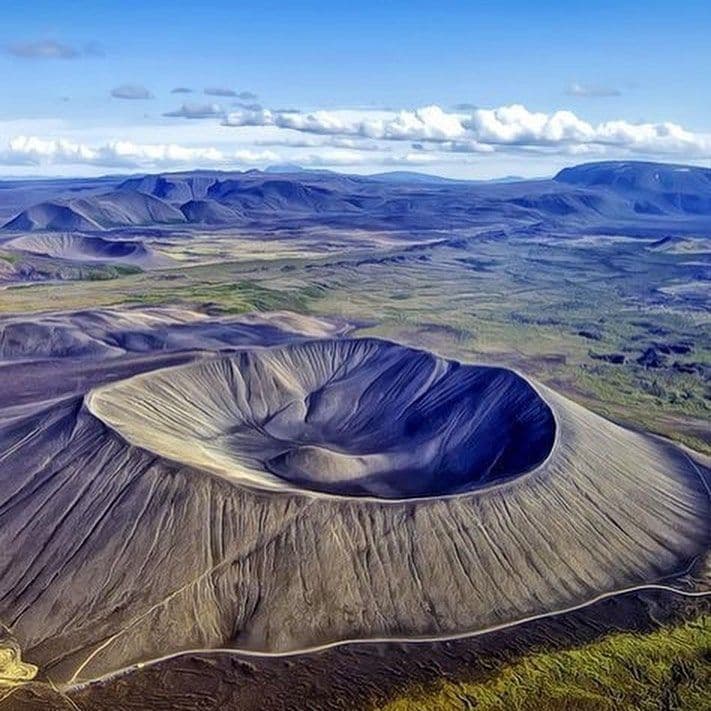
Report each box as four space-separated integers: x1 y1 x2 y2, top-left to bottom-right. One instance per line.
376 614 711 711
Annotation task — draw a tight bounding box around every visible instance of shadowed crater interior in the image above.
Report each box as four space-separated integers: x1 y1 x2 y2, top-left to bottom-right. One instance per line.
88 338 556 498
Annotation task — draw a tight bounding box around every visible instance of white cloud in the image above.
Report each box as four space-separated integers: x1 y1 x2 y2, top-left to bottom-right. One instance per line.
3 101 711 178
223 105 467 142
289 149 441 168
416 140 495 155
330 137 381 151
463 105 595 145
0 135 277 169
222 102 711 159
255 135 383 152
0 133 447 174
232 148 279 163
296 150 368 167
592 119 708 155
163 103 225 119
2 136 98 165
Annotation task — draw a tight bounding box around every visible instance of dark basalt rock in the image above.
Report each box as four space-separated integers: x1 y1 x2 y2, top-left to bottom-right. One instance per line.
589 351 626 364
637 347 667 368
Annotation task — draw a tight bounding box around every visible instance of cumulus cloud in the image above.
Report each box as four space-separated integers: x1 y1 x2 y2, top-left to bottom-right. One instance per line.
223 102 711 158
236 90 258 100
111 84 154 100
4 101 710 176
163 103 224 119
463 104 711 157
171 87 193 94
463 105 594 144
2 136 97 165
0 134 437 173
0 135 277 169
224 105 467 142
566 82 621 98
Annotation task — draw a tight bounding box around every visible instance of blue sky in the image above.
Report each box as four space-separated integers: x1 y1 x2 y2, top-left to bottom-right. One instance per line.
1 0 710 178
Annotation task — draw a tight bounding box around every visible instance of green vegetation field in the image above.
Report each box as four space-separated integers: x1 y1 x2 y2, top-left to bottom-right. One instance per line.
376 615 711 711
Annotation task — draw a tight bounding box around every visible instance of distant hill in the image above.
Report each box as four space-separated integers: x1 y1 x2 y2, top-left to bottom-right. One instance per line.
367 171 525 184
3 161 711 233
117 173 221 202
4 202 102 232
4 190 186 232
180 199 243 224
555 161 711 215
555 161 711 192
366 171 469 185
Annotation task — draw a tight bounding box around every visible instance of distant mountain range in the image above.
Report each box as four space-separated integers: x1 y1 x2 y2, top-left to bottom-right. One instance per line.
2 161 711 234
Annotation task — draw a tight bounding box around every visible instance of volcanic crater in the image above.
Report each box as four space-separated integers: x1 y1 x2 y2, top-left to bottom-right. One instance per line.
87 338 556 498
2 320 708 683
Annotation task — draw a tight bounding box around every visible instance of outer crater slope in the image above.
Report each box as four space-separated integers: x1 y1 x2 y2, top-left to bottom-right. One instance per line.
87 339 556 498
0 336 708 684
